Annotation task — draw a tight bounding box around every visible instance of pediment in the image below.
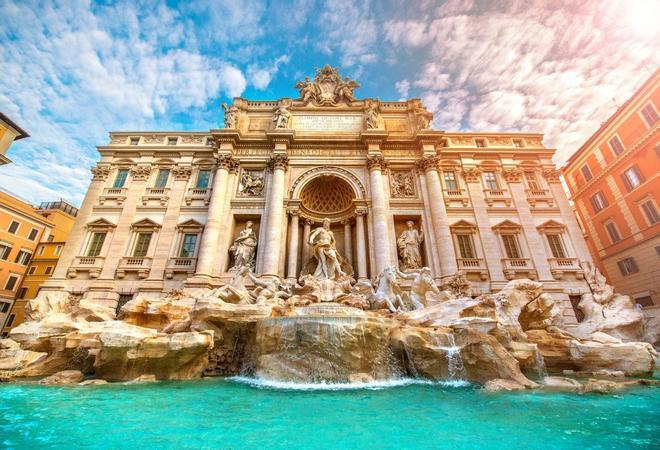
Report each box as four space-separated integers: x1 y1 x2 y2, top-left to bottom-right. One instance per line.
177 219 204 231
536 220 566 231
450 219 477 230
131 218 162 230
86 218 116 229
492 219 521 231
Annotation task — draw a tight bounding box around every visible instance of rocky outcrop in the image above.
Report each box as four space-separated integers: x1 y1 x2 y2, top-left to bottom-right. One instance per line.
568 335 656 376
40 370 84 385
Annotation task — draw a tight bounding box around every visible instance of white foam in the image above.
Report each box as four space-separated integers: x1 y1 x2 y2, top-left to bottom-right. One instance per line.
228 376 470 391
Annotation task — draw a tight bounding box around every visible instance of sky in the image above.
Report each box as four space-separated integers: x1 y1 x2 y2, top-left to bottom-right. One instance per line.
0 0 658 206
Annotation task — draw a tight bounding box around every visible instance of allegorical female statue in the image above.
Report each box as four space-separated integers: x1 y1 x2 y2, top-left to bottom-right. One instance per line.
308 218 345 280
230 221 257 270
397 221 424 270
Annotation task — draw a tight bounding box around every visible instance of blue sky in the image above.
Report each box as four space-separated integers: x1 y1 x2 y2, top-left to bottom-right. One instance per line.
0 0 658 205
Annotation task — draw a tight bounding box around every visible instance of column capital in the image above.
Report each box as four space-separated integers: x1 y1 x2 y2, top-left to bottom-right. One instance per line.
502 168 523 183
304 218 314 226
415 155 440 172
287 208 299 217
542 168 562 183
461 167 482 183
130 164 152 181
215 154 236 170
268 154 289 171
366 155 388 171
355 207 368 217
91 164 111 181
172 165 192 180
341 218 353 225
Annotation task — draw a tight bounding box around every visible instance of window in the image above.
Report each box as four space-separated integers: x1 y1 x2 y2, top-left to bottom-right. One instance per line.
44 266 53 275
86 232 107 257
8 221 19 234
546 234 567 258
130 137 139 145
640 103 659 126
132 232 152 257
608 136 624 156
0 244 11 260
617 257 639 276
5 314 15 327
154 169 170 188
513 139 524 148
0 302 10 313
443 171 458 190
4 275 19 291
28 228 39 241
590 191 608 212
113 169 129 188
168 137 178 146
28 266 36 275
14 250 31 265
524 171 541 190
196 170 211 189
38 246 45 256
55 245 62 256
580 164 593 182
47 235 54 242
621 166 644 191
483 171 499 190
475 138 487 147
456 234 476 259
179 234 198 258
640 199 659 225
605 221 621 243
17 287 27 299
501 234 521 259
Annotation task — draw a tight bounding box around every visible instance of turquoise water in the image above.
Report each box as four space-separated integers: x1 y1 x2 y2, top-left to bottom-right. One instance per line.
0 377 658 449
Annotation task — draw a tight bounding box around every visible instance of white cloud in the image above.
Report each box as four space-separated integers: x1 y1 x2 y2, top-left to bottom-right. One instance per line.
247 55 290 90
395 79 410 100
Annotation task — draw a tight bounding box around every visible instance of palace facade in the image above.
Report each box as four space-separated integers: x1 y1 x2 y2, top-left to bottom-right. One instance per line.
41 66 593 325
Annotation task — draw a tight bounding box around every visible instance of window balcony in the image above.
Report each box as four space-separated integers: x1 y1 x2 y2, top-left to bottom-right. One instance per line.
116 256 152 279
165 257 197 278
185 187 212 206
142 188 170 206
443 189 469 207
98 187 127 206
68 256 105 278
456 258 489 280
548 257 582 279
525 188 554 207
501 257 537 280
483 189 512 206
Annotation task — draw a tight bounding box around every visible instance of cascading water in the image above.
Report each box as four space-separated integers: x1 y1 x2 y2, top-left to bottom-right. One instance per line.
444 334 466 381
534 346 548 379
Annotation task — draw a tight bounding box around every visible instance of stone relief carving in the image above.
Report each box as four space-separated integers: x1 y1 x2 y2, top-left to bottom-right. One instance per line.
143 135 164 144
110 136 127 145
364 99 382 130
390 171 415 197
180 135 206 144
272 101 291 129
397 221 424 271
238 170 265 197
229 221 258 271
294 65 360 106
222 102 239 128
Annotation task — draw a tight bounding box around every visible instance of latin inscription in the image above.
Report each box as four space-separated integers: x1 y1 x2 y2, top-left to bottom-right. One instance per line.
294 114 363 132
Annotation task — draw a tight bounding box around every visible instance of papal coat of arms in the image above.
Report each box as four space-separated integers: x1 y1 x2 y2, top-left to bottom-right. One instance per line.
294 65 360 106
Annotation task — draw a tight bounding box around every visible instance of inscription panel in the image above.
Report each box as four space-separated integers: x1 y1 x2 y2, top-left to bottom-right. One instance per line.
293 114 363 132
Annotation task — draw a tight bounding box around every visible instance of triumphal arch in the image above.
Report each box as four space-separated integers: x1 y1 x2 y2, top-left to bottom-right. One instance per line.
42 65 594 324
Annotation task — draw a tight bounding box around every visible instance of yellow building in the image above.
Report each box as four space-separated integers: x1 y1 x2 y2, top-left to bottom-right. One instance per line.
0 112 29 165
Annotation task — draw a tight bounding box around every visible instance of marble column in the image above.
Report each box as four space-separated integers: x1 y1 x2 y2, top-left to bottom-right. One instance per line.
261 154 289 277
286 210 299 281
302 219 312 269
355 210 368 281
419 156 458 276
213 161 239 275
367 155 392 275
343 219 353 266
194 155 233 278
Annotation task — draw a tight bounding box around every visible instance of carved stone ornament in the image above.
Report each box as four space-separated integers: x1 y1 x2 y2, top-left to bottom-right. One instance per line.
390 171 415 197
222 102 239 128
130 165 152 181
415 156 440 172
542 168 561 183
110 135 127 145
143 135 164 144
294 65 361 106
272 100 292 129
502 168 523 183
172 165 192 181
411 99 433 130
451 136 473 146
180 135 206 144
238 170 265 197
366 155 387 171
268 154 289 171
91 165 111 181
461 167 483 183
216 154 235 170
364 99 382 130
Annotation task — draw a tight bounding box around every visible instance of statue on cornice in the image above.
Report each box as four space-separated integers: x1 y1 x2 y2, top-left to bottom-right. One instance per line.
365 99 381 129
222 102 239 128
294 65 361 106
272 103 291 129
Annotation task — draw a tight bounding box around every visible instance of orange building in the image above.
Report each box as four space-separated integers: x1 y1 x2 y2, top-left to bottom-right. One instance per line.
562 69 659 307
0 112 29 165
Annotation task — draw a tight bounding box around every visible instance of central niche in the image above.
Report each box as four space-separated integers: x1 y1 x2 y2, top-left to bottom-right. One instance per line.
300 175 355 219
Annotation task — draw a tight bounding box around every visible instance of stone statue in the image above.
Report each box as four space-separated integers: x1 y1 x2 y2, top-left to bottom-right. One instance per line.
273 103 291 129
337 77 359 103
391 172 414 197
308 218 345 281
230 221 257 270
397 221 424 271
207 266 250 304
371 266 407 312
443 272 471 298
294 77 315 103
294 65 361 106
365 99 380 129
239 171 264 196
247 273 292 304
398 267 444 310
222 102 239 128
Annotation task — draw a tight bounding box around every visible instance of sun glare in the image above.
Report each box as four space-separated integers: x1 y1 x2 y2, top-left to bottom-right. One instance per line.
624 0 660 35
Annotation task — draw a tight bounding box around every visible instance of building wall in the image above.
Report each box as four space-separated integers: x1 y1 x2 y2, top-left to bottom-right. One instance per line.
563 69 659 306
0 113 29 165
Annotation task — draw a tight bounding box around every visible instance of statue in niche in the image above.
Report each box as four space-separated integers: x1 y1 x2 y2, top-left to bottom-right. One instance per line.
308 218 345 281
391 172 415 197
222 103 239 128
229 221 257 270
272 103 291 129
397 221 424 271
239 171 264 196
365 99 380 129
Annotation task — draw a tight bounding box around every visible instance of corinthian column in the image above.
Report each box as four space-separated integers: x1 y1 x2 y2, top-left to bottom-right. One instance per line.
193 154 233 279
418 156 457 276
367 155 392 274
355 210 368 281
301 219 312 268
261 154 289 277
286 209 299 281
343 219 353 266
